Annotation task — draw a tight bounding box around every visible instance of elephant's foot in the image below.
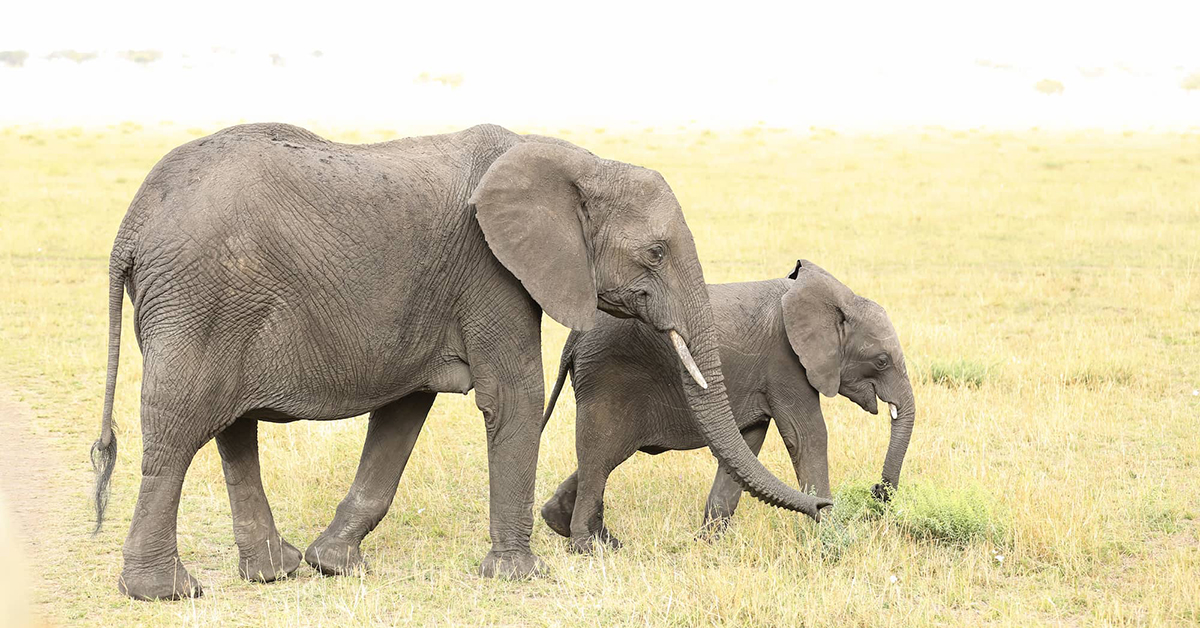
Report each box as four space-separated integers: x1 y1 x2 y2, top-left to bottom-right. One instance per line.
540 497 573 538
697 515 732 542
118 557 203 601
304 535 366 576
239 534 303 582
569 528 623 554
479 549 546 579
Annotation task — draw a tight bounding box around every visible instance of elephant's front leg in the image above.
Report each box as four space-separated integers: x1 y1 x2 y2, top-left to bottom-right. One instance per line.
215 416 302 582
773 405 832 501
306 392 435 576
472 361 548 579
700 421 768 537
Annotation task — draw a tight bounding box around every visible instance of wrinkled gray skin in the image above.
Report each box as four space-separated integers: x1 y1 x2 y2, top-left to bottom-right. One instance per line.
540 260 914 551
89 123 831 601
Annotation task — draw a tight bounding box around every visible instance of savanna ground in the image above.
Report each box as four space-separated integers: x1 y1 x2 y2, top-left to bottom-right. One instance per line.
1 122 1198 626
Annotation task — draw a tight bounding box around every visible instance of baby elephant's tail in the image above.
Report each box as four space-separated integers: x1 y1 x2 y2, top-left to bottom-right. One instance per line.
542 332 580 428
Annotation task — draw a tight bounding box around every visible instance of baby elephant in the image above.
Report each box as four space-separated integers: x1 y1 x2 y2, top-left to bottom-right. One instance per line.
541 260 915 552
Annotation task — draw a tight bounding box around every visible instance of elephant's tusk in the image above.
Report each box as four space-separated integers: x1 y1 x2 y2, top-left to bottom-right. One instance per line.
669 330 708 390
889 403 898 420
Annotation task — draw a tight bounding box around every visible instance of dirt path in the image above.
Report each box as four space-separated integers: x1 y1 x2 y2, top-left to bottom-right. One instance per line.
0 391 66 554
0 390 68 626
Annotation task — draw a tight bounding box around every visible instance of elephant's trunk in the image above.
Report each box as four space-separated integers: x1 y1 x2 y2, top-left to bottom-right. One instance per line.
671 319 831 521
879 380 916 493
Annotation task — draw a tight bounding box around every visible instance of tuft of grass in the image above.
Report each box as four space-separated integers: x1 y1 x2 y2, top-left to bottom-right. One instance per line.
1064 365 1135 389
830 479 890 523
892 483 1008 548
828 479 1008 550
924 359 991 388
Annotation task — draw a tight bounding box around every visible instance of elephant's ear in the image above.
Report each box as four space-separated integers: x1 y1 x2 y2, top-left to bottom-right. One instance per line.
787 258 836 280
781 261 850 397
471 142 599 331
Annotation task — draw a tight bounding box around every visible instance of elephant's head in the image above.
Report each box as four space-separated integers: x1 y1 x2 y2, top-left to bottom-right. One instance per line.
782 260 915 501
469 139 831 520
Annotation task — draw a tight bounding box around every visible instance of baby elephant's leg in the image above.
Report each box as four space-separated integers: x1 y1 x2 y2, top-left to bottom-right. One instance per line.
569 461 625 553
568 414 636 554
700 422 769 537
541 471 578 538
774 408 832 501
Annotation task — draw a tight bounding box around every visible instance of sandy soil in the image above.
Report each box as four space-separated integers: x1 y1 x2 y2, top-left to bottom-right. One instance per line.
0 391 67 627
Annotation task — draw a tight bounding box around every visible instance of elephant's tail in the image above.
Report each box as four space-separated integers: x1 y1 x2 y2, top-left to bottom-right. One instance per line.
542 332 579 428
91 243 131 534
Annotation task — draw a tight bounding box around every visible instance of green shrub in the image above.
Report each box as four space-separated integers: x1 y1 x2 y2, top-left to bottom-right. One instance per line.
818 480 1007 558
892 483 1008 547
830 479 890 523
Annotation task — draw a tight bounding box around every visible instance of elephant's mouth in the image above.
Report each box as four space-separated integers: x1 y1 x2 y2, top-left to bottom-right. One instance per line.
597 291 633 318
848 382 880 415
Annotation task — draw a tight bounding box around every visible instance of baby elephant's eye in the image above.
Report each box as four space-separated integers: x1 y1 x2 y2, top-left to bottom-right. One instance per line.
647 244 666 265
874 354 891 369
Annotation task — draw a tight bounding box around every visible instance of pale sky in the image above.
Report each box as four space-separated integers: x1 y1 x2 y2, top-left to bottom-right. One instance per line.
2 1 1198 129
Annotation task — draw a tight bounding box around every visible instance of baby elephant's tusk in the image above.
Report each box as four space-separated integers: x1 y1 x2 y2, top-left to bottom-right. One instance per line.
890 403 898 420
669 330 708 389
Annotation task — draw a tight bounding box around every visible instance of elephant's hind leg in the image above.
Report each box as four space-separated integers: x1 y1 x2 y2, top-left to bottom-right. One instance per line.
306 392 435 576
118 403 210 600
540 471 578 538
215 416 302 582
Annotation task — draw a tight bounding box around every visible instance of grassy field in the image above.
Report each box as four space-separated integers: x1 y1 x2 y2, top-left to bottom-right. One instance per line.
1 122 1198 626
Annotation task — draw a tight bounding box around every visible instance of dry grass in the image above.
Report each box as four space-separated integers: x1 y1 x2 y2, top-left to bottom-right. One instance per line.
1 123 1198 626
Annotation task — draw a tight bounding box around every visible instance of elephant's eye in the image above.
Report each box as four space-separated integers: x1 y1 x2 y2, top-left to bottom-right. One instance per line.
646 244 666 266
874 354 891 370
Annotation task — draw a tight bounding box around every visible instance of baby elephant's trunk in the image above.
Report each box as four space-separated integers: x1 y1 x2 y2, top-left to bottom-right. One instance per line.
875 381 915 501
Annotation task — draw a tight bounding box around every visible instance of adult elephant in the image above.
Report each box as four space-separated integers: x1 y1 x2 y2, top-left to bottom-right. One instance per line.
90 123 831 601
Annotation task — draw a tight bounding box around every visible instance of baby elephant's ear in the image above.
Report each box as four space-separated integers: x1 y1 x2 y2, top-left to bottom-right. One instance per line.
782 263 849 397
788 258 835 280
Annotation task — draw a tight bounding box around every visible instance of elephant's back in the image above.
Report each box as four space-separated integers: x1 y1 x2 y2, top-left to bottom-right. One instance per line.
118 124 479 358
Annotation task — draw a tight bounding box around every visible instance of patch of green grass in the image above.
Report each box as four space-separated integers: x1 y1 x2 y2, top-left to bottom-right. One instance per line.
924 359 992 388
825 479 1008 552
830 479 890 523
892 483 1008 548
